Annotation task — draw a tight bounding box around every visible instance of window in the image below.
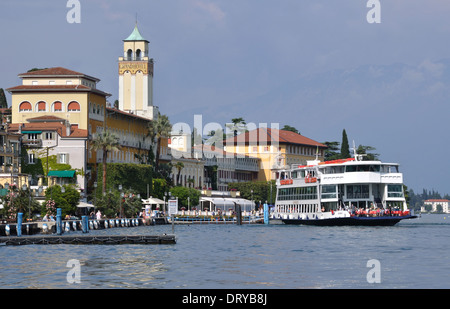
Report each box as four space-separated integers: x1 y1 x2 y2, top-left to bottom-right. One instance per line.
53 101 62 112
387 185 403 198
32 81 38 85
19 101 32 112
27 133 38 140
66 81 73 85
58 153 69 164
49 81 55 85
347 185 369 199
28 153 36 164
68 101 80 111
37 101 46 112
44 132 53 140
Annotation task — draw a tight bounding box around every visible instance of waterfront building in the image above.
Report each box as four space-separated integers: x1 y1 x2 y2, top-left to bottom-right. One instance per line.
223 128 327 182
6 25 171 196
423 199 450 213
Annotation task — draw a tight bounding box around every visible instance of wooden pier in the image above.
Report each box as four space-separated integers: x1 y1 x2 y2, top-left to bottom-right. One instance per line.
0 234 176 246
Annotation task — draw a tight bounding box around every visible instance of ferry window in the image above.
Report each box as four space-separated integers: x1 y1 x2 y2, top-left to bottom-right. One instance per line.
387 185 403 198
321 185 337 199
347 185 369 199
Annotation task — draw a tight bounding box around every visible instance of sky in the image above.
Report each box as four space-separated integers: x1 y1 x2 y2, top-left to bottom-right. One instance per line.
1 0 450 195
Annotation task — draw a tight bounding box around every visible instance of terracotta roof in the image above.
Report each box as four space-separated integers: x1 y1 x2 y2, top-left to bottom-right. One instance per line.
106 107 153 122
224 128 327 148
8 122 88 138
425 199 450 203
6 84 111 97
27 115 66 122
18 67 100 82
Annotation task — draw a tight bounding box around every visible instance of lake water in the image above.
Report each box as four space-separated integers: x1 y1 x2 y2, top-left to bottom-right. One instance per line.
1 214 449 289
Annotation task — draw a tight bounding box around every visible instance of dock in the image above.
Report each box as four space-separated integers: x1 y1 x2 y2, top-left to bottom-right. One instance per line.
0 234 176 246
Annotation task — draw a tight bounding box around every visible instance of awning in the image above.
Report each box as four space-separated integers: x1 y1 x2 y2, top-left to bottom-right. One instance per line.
201 197 236 208
47 170 76 178
141 197 165 205
22 131 42 134
77 201 94 208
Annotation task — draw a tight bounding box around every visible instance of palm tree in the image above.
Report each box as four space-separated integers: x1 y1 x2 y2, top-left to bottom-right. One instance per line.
147 112 172 172
174 161 184 186
90 130 121 194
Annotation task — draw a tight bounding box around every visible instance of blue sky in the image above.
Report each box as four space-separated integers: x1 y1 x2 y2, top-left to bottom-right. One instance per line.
1 0 450 194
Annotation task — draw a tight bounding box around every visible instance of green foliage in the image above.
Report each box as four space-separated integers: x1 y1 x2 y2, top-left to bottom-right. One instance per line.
169 186 200 209
340 129 350 159
44 185 80 217
95 163 154 198
281 125 300 134
0 88 8 108
228 180 277 205
323 141 341 161
0 186 40 220
95 191 120 218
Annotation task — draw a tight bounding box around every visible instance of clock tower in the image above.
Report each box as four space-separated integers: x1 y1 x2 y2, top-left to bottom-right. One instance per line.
118 25 158 120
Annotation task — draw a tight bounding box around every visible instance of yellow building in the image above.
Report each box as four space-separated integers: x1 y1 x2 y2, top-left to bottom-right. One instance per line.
224 128 327 181
118 25 158 120
6 67 158 195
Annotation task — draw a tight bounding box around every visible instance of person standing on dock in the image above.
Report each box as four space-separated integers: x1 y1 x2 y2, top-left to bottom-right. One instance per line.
96 210 102 220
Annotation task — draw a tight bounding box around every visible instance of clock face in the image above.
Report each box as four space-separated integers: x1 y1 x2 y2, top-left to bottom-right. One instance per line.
119 62 153 75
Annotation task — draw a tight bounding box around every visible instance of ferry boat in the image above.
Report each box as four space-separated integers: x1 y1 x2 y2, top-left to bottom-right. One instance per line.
271 150 417 226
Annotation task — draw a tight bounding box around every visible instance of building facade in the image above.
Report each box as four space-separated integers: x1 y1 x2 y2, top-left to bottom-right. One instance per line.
423 199 450 213
223 128 327 181
118 25 159 120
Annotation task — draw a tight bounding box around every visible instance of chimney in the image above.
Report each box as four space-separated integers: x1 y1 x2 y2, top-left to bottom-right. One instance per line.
66 120 71 137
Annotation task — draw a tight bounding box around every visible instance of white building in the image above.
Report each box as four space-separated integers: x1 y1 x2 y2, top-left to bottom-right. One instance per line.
423 199 450 213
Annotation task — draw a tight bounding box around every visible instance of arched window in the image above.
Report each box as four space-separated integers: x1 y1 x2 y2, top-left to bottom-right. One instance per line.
52 101 62 112
127 49 133 60
68 101 80 111
37 101 46 112
19 101 32 112
136 49 141 60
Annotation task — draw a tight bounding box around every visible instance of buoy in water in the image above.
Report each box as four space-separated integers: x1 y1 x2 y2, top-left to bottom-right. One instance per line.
104 220 108 228
42 223 48 233
72 221 77 231
5 224 10 236
65 222 70 233
94 221 98 229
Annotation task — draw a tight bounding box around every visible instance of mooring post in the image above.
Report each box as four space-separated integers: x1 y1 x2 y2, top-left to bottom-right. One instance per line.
264 203 269 224
17 213 23 237
81 216 88 233
236 205 242 225
56 208 62 235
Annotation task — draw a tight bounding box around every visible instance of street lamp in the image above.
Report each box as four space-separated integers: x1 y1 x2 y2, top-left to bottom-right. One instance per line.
118 184 123 218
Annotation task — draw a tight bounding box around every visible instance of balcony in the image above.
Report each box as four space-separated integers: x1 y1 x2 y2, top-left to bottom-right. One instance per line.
22 139 42 148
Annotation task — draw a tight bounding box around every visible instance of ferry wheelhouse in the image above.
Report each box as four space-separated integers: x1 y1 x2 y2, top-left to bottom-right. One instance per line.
272 153 417 226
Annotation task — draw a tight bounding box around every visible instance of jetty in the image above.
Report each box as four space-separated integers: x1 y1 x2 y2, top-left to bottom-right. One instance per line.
0 234 176 246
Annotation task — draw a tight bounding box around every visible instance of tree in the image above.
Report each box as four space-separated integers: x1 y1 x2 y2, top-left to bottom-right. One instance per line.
44 185 80 217
281 125 300 134
0 88 8 108
90 130 121 194
226 117 247 137
174 161 184 186
147 112 172 172
356 145 379 160
323 141 341 161
169 186 201 209
340 129 350 159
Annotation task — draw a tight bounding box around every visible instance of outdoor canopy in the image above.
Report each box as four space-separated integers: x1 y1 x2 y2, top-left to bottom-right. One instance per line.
47 170 76 178
200 197 255 212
